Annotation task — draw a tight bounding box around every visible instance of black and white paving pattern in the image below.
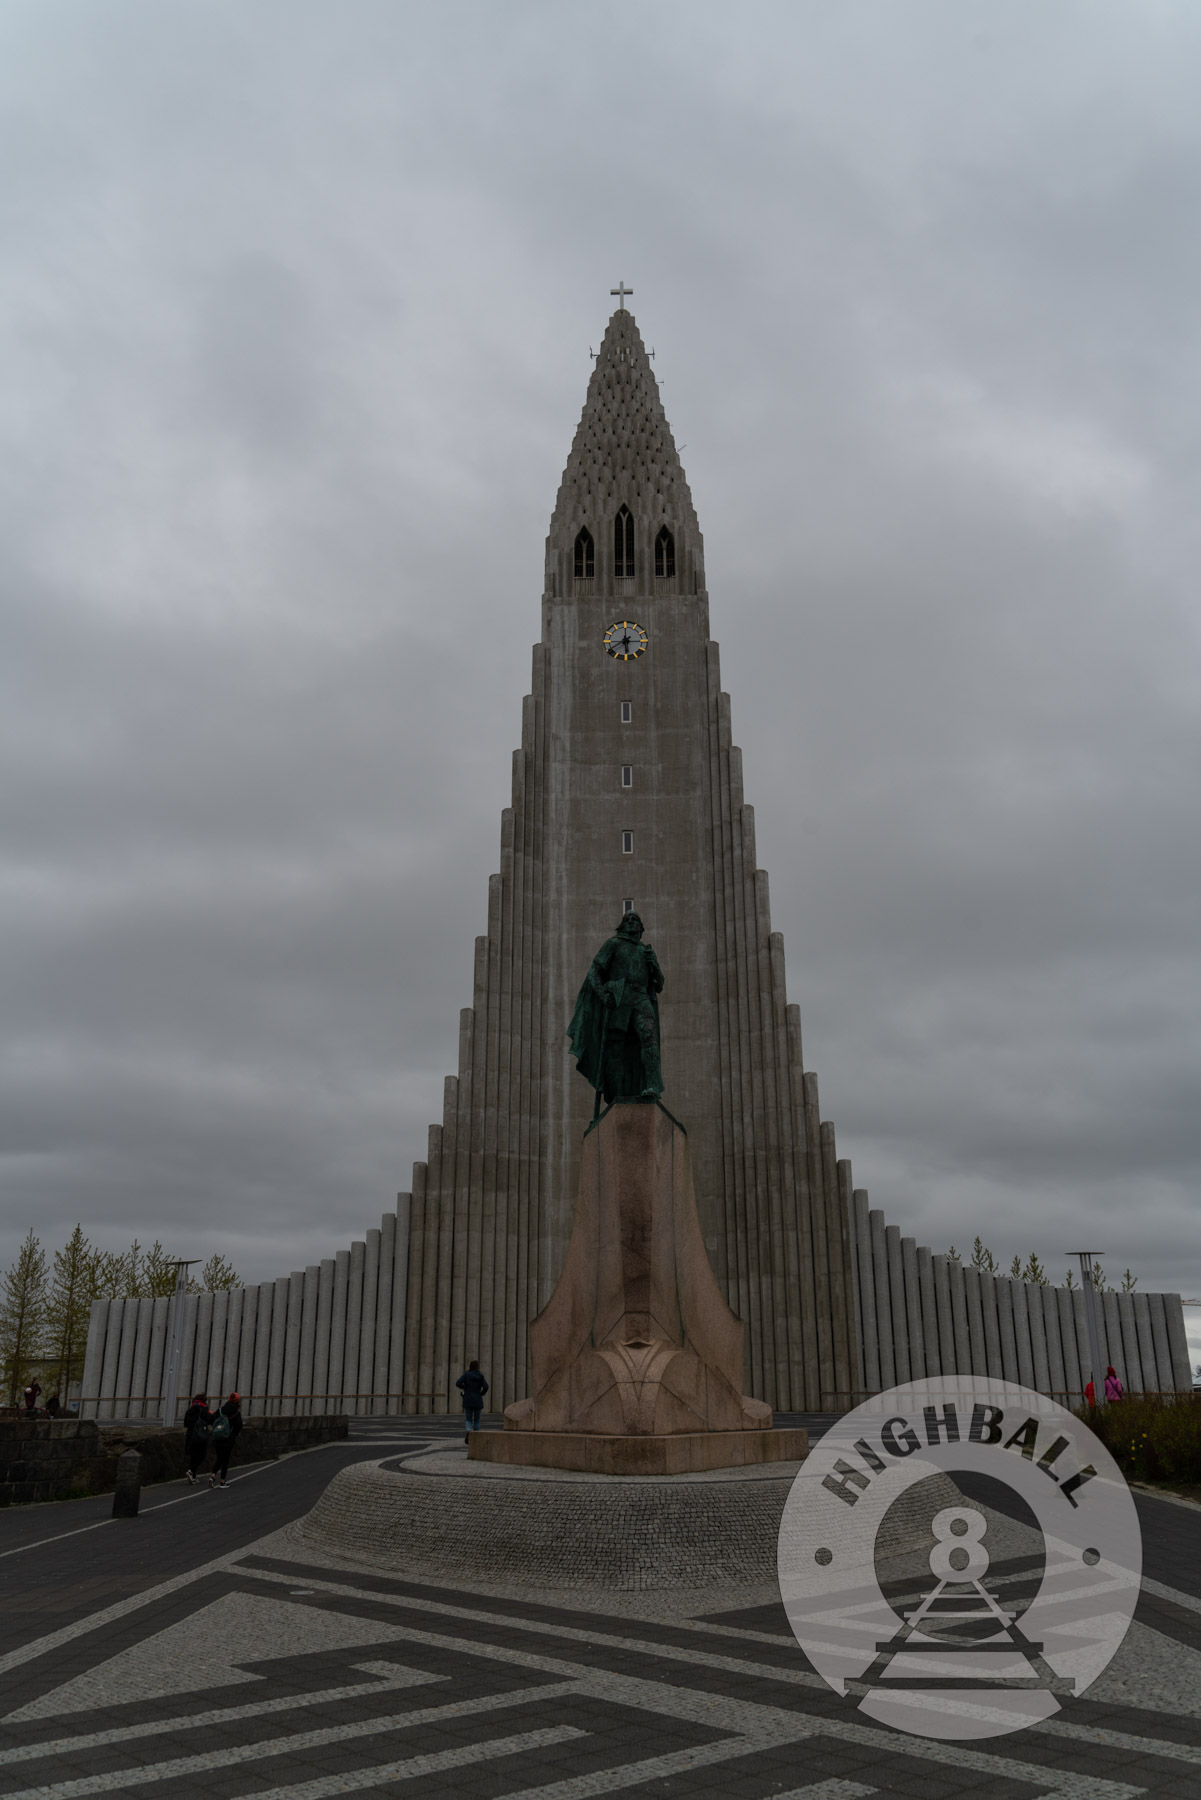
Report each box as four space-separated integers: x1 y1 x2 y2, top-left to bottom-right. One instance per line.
3 1420 1201 1798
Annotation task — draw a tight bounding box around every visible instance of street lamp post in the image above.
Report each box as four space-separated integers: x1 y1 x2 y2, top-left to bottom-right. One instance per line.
1065 1250 1106 1403
161 1260 199 1427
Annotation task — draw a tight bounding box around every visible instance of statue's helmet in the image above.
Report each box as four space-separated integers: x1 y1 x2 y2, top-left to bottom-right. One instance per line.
617 911 644 937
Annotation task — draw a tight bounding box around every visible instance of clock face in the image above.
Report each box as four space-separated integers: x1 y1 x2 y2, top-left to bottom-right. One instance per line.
604 620 649 661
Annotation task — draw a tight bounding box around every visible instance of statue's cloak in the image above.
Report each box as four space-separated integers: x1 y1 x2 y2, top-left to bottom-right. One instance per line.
567 934 663 1100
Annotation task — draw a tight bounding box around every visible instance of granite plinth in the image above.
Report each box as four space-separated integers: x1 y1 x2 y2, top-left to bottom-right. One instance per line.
506 1103 772 1439
469 1425 808 1474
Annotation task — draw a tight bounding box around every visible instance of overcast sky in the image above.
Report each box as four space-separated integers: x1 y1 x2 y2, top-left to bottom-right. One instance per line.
3 2 1199 1353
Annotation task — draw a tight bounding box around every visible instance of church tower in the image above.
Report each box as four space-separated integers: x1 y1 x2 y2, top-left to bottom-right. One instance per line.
401 303 862 1414
80 306 1195 1423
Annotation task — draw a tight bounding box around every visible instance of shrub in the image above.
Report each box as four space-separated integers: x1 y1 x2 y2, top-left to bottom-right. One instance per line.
1080 1390 1201 1488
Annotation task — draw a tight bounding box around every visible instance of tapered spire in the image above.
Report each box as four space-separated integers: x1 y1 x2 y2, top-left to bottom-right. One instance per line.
545 309 704 599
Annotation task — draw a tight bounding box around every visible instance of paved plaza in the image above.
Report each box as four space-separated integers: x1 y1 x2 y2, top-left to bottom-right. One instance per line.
3 1420 1201 1798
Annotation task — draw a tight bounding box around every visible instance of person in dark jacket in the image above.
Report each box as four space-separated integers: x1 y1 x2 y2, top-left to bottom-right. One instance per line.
456 1360 488 1442
210 1393 243 1488
183 1393 213 1483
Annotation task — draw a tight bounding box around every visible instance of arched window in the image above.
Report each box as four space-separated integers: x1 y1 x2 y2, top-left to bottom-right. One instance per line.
574 527 594 579
655 527 675 579
614 505 634 578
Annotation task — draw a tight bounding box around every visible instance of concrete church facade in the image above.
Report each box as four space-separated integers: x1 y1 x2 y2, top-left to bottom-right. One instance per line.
82 307 1193 1419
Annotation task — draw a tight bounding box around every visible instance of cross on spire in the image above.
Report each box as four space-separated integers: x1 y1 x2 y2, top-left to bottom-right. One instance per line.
610 282 633 310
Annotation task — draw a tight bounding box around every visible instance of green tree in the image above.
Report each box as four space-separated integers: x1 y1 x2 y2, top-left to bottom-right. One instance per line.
43 1225 96 1398
970 1237 999 1274
1121 1269 1138 1292
0 1230 49 1405
1022 1254 1048 1286
1065 1268 1077 1289
946 1245 961 1263
200 1253 241 1292
91 1244 137 1300
137 1241 183 1298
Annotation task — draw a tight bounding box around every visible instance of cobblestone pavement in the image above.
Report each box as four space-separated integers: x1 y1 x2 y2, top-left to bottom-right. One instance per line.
2 1419 1201 1798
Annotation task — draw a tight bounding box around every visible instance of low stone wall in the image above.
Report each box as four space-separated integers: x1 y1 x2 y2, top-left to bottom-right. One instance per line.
292 1460 800 1590
0 1414 348 1506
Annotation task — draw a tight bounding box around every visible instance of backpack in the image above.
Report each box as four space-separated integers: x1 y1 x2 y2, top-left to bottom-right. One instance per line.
211 1413 232 1442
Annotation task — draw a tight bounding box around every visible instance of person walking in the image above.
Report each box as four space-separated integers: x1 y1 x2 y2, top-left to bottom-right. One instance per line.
23 1378 41 1415
183 1392 214 1483
1104 1365 1124 1403
210 1393 243 1488
456 1360 488 1443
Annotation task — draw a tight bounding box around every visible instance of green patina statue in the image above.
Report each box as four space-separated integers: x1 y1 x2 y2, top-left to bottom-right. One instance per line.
567 912 665 1105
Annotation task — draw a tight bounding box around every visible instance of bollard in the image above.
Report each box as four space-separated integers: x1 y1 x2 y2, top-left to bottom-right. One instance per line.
111 1449 142 1518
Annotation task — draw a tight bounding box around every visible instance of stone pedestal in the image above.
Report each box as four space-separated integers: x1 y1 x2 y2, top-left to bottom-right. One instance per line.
471 1102 803 1472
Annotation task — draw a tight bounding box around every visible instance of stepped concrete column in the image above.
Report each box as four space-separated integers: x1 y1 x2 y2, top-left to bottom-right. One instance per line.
853 1191 879 1392
250 1284 273 1412
1040 1288 1066 1397
205 1291 229 1405
963 1270 986 1376
931 1255 955 1374
996 1279 1019 1383
1146 1292 1174 1393
145 1297 170 1420
358 1229 381 1413
297 1267 320 1415
220 1288 244 1403
328 1249 350 1413
388 1194 412 1413
1164 1296 1192 1391
129 1299 155 1421
267 1276 289 1417
281 1272 304 1411
313 1260 335 1413
80 1298 108 1419
1027 1283 1051 1393
374 1215 395 1416
1010 1278 1035 1389
901 1238 924 1380
94 1299 122 1417
236 1288 257 1400
885 1225 909 1384
869 1211 895 1388
948 1260 970 1375
916 1248 939 1377
979 1275 1003 1378
1114 1292 1143 1392
344 1241 365 1413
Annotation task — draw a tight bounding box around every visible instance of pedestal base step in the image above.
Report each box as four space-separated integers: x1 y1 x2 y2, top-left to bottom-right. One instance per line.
468 1426 807 1475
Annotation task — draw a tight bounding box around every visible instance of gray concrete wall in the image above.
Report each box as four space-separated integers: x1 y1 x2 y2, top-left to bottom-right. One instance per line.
79 1197 416 1417
832 1208 1189 1401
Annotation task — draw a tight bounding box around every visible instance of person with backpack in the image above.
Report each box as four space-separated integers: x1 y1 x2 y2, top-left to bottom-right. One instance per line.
455 1360 488 1443
210 1393 243 1488
1105 1365 1124 1403
183 1392 214 1484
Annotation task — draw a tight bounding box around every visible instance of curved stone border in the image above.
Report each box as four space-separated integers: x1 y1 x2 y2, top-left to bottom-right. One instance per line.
289 1460 797 1590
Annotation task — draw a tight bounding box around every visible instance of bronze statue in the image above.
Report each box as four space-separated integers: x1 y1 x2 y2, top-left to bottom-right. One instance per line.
567 912 664 1105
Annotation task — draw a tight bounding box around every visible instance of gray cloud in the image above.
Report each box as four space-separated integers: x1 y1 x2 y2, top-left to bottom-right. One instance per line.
2 1 1199 1353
